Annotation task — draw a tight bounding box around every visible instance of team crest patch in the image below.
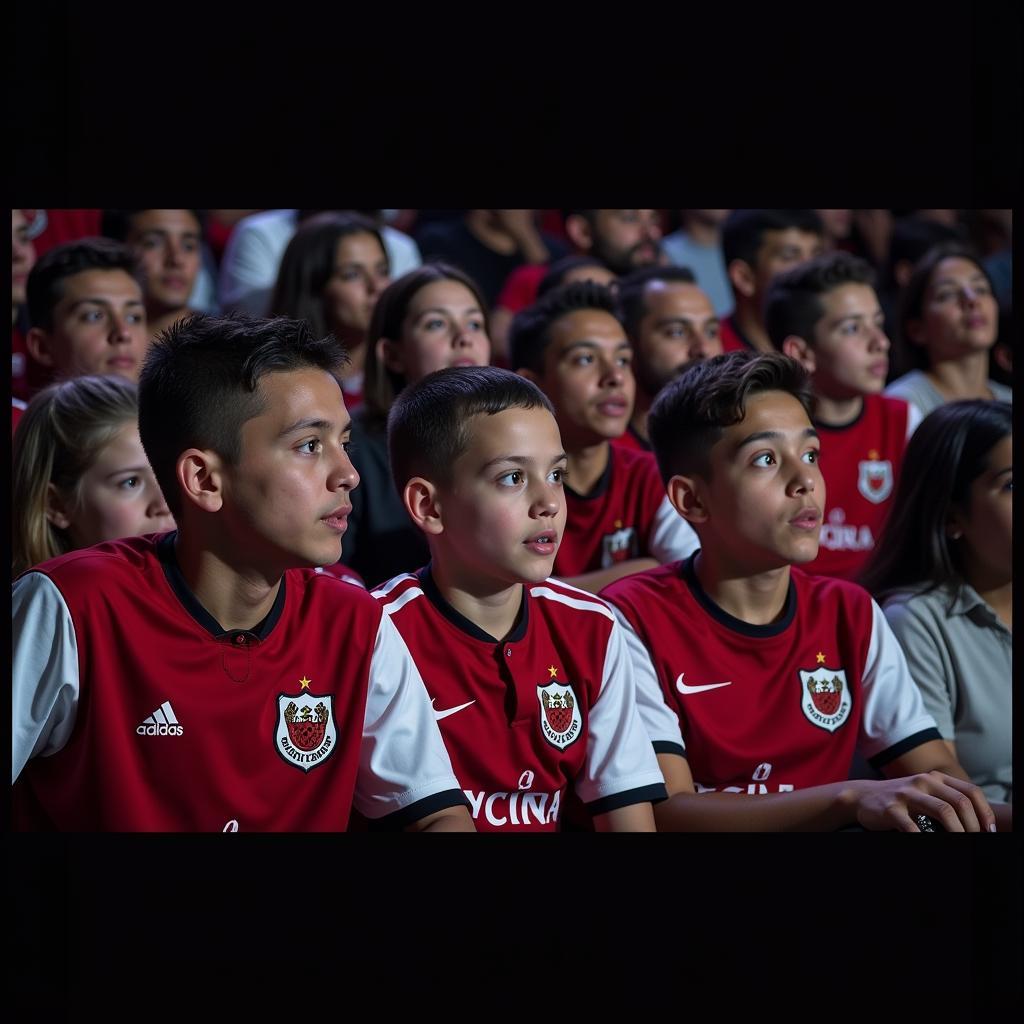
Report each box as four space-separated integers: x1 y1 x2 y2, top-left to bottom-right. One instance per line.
537 681 583 750
601 523 637 567
275 691 337 772
857 458 893 504
798 666 853 733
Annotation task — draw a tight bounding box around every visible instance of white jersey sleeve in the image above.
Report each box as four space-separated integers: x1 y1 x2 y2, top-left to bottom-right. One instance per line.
648 495 700 565
12 572 81 782
857 598 941 761
354 610 466 822
574 620 667 808
905 401 924 440
610 605 686 753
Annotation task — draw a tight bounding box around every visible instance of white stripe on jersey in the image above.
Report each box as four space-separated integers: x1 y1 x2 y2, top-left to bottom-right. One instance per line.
529 584 615 621
371 573 420 599
378 586 425 616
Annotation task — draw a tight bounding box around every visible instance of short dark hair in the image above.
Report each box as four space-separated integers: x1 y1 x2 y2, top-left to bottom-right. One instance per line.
362 262 491 426
860 400 1012 600
881 216 964 290
138 313 349 520
26 237 141 330
648 351 814 483
269 211 386 340
101 209 205 242
616 265 698 338
509 280 621 375
536 254 615 298
388 365 554 494
765 251 876 350
722 210 824 268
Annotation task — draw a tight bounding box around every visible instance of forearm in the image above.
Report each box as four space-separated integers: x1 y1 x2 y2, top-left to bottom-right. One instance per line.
593 802 657 832
558 558 658 595
654 782 867 832
407 806 476 832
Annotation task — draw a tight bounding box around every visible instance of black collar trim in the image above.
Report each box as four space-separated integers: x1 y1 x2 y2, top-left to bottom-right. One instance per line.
417 564 529 644
814 398 866 431
156 531 286 642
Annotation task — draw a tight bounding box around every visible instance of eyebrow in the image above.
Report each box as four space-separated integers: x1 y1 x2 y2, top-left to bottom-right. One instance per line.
416 306 482 318
66 297 145 311
654 316 719 327
480 452 568 472
140 228 200 238
991 466 1012 479
561 339 631 353
104 466 149 480
735 427 819 451
932 273 987 287
278 417 352 438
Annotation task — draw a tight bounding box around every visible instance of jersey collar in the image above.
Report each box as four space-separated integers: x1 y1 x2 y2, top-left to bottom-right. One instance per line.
417 564 529 644
564 444 614 500
156 531 287 642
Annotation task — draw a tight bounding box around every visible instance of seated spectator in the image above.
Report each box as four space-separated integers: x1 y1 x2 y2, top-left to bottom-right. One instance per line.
12 375 174 577
12 208 41 423
536 254 617 298
765 252 920 581
270 212 390 411
661 209 734 317
102 209 204 340
510 280 698 593
885 242 1012 417
600 351 1009 831
219 209 419 316
340 264 492 588
720 210 824 353
24 238 148 384
616 265 721 452
861 400 1012 804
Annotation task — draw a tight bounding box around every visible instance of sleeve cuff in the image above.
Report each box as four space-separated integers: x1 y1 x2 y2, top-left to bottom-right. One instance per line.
586 783 668 816
367 788 470 830
868 728 943 770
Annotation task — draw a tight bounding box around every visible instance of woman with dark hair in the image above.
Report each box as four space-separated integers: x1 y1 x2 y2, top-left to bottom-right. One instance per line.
861 400 1012 804
884 242 1011 418
269 212 390 410
340 263 492 587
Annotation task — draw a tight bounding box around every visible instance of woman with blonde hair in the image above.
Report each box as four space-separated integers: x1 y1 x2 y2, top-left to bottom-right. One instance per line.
12 375 175 577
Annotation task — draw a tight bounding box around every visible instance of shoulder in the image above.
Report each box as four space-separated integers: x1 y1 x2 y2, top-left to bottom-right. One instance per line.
529 578 616 623
792 566 874 611
612 444 661 482
601 562 683 607
231 209 296 242
989 379 1013 403
370 572 427 613
290 566 383 621
881 585 950 624
23 534 163 592
866 393 912 422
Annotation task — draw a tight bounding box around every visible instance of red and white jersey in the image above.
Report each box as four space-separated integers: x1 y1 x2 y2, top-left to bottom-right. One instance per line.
808 395 920 581
555 444 698 576
373 569 666 831
601 554 940 794
11 533 466 831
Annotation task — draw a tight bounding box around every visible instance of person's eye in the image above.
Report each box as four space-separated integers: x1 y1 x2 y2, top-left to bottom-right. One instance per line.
617 354 633 368
706 324 720 339
126 312 145 324
572 353 594 366
497 470 524 487
183 240 198 253
80 309 105 323
299 439 323 455
548 468 566 484
342 440 356 456
1003 478 1012 493
425 318 446 330
933 290 954 303
468 319 484 331
118 476 141 491
803 449 820 464
752 453 775 467
664 325 684 339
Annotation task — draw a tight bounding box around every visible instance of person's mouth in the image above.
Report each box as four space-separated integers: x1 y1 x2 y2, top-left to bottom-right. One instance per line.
789 507 822 530
321 505 352 532
523 529 558 556
595 395 629 417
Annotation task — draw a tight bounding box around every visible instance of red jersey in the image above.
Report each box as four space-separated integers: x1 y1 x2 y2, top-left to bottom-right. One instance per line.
808 395 918 581
496 262 546 314
610 424 651 454
601 554 940 794
12 533 466 831
719 314 753 353
373 569 666 831
555 444 698 576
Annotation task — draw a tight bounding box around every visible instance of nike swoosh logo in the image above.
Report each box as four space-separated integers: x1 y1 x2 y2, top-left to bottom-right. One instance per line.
676 673 732 695
432 698 477 721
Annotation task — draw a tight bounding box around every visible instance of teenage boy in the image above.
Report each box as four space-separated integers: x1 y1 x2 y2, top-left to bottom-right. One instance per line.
102 209 204 339
12 313 473 832
24 237 149 383
510 281 698 593
376 365 666 831
720 210 824 354
764 252 921 581
600 351 1009 832
615 265 722 452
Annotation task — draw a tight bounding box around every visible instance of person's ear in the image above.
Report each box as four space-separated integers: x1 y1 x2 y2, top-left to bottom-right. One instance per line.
945 507 966 541
43 483 73 530
25 327 57 368
176 448 224 514
782 335 816 373
727 259 756 300
666 473 709 525
378 336 404 375
403 477 443 535
563 214 593 253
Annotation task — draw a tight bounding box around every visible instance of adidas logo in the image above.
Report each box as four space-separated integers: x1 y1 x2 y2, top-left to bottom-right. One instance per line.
136 700 184 737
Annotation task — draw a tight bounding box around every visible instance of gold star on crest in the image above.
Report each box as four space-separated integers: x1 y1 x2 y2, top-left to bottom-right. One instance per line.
299 676 312 689
548 665 558 679
815 652 826 665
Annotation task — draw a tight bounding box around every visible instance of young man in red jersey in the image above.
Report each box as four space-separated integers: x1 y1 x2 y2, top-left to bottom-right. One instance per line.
375 365 665 831
600 351 1010 832
12 313 473 832
510 281 698 594
765 251 921 581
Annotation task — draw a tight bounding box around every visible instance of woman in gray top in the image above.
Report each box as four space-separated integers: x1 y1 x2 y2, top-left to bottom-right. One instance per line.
885 242 1011 418
861 401 1012 804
